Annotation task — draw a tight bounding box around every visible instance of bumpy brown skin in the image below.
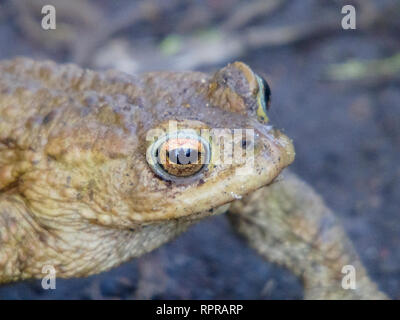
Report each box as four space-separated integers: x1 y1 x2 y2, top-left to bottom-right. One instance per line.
228 171 387 299
0 58 386 299
0 58 293 282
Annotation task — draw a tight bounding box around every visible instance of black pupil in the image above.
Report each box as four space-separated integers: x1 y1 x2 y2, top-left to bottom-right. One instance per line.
261 77 271 109
169 148 199 165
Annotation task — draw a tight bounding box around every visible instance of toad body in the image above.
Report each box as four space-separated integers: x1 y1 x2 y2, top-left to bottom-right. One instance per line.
0 58 386 299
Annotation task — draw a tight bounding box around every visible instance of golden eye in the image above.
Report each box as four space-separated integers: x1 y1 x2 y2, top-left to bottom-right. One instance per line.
255 74 271 123
146 130 211 181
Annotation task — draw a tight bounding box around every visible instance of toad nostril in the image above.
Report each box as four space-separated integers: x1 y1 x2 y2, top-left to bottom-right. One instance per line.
241 139 254 150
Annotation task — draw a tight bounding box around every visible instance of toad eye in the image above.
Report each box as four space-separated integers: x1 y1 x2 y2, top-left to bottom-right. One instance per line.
255 74 271 123
146 131 211 181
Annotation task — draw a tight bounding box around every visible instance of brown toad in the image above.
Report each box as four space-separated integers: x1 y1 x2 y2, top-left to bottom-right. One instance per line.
0 58 385 299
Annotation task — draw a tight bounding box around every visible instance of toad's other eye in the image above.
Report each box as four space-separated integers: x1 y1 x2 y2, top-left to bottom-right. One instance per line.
146 130 211 181
255 74 271 123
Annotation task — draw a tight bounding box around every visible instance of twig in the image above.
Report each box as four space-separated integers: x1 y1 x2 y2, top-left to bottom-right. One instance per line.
221 0 287 31
72 0 182 65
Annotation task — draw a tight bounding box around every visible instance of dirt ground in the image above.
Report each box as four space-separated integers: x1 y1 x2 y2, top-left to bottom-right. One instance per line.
0 0 399 299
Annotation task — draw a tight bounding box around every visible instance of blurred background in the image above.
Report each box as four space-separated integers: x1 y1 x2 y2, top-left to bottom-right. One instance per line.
0 0 399 299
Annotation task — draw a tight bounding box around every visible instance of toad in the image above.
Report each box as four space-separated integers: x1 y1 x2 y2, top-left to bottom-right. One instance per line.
0 58 385 299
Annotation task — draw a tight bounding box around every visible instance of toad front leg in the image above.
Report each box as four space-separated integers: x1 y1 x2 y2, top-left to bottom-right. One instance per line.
0 192 194 283
0 193 45 283
228 170 387 299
